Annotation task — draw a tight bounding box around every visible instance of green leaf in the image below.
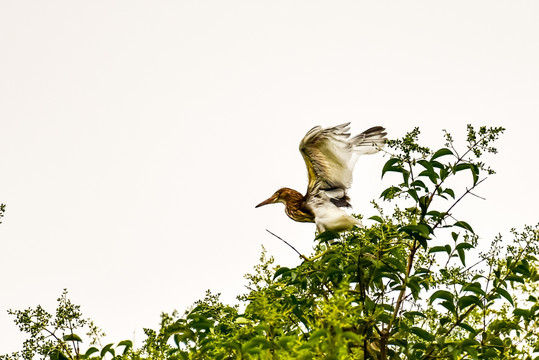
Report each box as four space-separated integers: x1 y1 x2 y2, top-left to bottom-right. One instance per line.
410 179 427 189
243 336 270 351
418 196 429 216
235 317 250 324
224 341 242 352
471 163 479 184
190 318 214 330
117 340 133 347
400 224 431 238
309 329 328 340
488 336 505 348
457 247 466 266
506 274 525 283
430 290 454 304
417 159 434 173
454 163 470 173
429 246 450 254
455 243 473 266
439 317 452 327
407 276 422 299
495 287 514 305
380 186 401 199
84 347 99 358
365 296 376 313
315 230 340 242
410 327 435 341
403 311 427 319
402 169 410 185
455 243 473 250
384 256 406 272
466 347 479 360
458 323 476 334
101 343 115 358
368 215 384 223
407 188 419 202
49 350 69 360
462 340 480 355
342 331 361 343
426 210 442 219
513 308 530 318
443 188 455 199
418 169 439 183
117 340 133 355
458 295 482 309
273 267 290 280
441 300 456 314
382 158 401 178
462 283 486 296
454 221 474 233
440 167 449 180
515 261 531 276
430 160 444 169
454 163 479 184
63 333 82 342
400 224 431 249
431 148 454 160
436 336 446 347
277 336 297 350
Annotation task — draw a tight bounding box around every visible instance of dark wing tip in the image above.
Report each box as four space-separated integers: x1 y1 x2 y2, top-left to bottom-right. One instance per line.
362 126 387 136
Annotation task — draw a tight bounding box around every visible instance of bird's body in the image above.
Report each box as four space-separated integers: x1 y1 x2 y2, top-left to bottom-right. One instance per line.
256 123 387 233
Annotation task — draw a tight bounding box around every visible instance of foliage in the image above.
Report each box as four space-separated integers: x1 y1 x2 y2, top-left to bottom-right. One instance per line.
3 125 539 359
0 289 131 360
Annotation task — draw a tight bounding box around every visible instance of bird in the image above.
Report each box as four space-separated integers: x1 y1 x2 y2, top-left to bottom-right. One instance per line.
256 123 387 233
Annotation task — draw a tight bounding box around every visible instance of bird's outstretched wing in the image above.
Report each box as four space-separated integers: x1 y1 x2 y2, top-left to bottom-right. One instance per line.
299 123 387 207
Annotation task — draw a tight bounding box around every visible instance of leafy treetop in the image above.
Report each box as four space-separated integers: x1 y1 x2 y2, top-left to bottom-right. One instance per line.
3 125 539 360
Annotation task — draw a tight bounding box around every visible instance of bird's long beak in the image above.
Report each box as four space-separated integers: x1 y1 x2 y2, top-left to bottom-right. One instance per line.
255 194 278 208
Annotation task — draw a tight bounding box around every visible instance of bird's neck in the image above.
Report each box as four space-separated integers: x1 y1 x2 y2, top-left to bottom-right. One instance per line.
280 188 314 223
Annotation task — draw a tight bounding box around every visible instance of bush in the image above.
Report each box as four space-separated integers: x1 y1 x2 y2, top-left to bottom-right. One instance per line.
4 125 539 360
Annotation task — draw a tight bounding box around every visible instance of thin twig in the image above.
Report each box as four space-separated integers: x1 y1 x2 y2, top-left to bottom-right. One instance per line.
266 229 309 261
432 177 487 232
468 191 486 200
462 257 487 274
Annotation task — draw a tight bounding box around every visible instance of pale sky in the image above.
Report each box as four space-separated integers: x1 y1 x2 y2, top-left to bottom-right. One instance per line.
1 1 538 352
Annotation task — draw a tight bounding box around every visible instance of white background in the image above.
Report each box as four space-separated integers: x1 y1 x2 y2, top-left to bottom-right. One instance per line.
1 1 538 352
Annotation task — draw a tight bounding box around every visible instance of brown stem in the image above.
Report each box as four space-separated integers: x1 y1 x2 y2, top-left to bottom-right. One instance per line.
380 329 389 360
265 229 310 261
390 239 419 331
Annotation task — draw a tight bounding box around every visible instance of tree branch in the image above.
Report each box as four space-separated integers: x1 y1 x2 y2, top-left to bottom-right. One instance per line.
266 229 310 261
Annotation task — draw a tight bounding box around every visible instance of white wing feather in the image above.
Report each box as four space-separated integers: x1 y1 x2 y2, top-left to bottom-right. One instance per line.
300 123 387 195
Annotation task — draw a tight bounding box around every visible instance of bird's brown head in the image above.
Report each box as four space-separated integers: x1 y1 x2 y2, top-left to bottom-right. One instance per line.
255 188 298 208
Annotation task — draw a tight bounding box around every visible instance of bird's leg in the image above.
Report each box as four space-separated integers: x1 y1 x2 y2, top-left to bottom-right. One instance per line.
315 221 326 233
